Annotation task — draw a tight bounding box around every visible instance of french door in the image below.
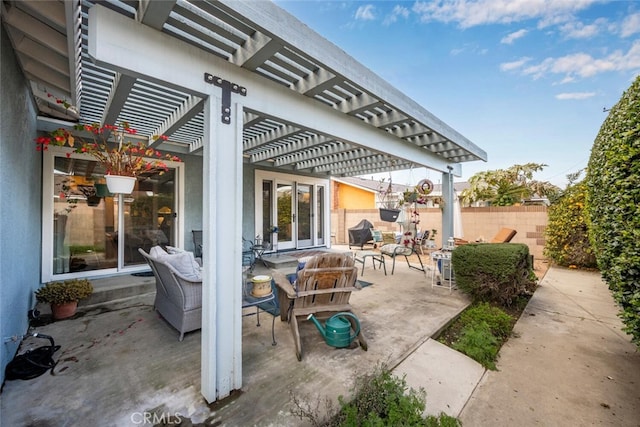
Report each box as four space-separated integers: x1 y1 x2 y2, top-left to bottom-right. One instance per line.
256 171 328 251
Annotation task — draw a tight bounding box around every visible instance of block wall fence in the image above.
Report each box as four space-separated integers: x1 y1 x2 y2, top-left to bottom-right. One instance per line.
330 206 548 260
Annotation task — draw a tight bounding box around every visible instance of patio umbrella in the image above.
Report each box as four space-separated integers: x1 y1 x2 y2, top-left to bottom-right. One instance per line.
453 191 464 239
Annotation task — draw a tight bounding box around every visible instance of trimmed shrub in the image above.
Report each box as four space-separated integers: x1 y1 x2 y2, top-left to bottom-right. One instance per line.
585 75 640 345
544 181 597 268
452 243 537 306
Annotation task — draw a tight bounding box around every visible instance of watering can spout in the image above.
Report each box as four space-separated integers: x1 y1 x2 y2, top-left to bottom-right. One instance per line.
307 314 326 339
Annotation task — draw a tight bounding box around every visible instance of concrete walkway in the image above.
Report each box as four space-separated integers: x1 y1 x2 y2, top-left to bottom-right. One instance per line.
458 267 640 426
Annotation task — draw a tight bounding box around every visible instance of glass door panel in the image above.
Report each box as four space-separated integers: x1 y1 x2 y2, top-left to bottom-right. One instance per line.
52 157 116 274
261 180 274 247
297 184 312 247
316 185 325 245
276 182 294 250
123 170 176 267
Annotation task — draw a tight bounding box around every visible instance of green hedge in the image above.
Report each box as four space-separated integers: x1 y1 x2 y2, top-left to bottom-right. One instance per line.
586 75 640 345
544 181 597 268
451 243 536 306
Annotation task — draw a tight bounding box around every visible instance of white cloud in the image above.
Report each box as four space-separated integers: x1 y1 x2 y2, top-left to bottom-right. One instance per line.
412 0 597 29
517 40 640 80
621 13 640 37
559 18 607 39
499 57 532 71
383 5 410 26
501 29 528 44
555 92 596 100
523 57 554 79
355 4 376 21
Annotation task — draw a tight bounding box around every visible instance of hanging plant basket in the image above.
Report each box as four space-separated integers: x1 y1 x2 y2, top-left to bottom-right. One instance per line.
379 208 401 222
86 195 101 207
105 175 136 194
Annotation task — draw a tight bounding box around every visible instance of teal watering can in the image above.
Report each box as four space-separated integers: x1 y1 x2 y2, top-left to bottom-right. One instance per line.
307 312 360 348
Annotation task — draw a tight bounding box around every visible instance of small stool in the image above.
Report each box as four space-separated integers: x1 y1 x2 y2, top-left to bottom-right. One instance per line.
354 250 386 276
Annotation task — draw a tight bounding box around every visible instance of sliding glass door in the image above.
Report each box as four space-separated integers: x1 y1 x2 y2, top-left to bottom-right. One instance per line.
44 150 182 282
256 171 328 251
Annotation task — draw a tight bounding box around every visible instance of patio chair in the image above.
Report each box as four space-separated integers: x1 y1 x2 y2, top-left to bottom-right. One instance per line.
192 230 203 258
490 227 517 243
139 248 202 341
379 225 426 275
455 227 517 245
272 253 368 361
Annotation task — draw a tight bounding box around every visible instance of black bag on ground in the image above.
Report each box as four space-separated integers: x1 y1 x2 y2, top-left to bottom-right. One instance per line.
5 333 60 381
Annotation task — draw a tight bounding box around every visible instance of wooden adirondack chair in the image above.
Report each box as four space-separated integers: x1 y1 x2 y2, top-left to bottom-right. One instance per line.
272 253 367 361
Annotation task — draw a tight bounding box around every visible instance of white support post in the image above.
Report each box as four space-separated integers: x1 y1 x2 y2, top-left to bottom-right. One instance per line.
201 94 244 402
441 167 454 244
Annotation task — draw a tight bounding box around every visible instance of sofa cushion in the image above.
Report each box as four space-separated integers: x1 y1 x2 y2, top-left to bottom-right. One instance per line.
150 245 168 258
157 250 202 281
380 244 413 257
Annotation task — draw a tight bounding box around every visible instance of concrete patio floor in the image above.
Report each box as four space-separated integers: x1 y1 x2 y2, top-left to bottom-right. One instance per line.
1 248 473 426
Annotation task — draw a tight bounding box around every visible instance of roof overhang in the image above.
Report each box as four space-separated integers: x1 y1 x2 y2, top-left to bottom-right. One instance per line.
2 0 487 177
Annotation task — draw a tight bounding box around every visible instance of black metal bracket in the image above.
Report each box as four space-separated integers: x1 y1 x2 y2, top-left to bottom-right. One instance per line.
204 73 247 124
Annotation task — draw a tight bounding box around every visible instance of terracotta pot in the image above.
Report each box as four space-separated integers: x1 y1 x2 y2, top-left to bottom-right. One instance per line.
105 175 136 194
51 301 78 320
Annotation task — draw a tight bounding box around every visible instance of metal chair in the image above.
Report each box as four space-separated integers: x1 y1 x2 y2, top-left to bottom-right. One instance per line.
379 225 426 275
192 230 202 257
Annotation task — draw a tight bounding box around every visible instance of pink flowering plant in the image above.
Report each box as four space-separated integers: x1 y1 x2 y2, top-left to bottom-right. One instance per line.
36 122 181 177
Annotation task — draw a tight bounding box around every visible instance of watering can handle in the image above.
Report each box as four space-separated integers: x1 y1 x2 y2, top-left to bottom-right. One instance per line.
333 312 360 340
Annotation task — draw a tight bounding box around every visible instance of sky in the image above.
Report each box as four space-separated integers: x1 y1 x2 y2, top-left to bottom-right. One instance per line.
274 0 640 188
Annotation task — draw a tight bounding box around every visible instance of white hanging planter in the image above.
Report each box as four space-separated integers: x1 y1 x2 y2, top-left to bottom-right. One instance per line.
105 175 136 194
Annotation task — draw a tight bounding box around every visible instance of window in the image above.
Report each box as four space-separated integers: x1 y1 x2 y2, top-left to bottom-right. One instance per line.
42 148 182 281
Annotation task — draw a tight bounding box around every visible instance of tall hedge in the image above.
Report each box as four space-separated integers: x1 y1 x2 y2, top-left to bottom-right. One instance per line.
585 75 640 345
544 181 596 268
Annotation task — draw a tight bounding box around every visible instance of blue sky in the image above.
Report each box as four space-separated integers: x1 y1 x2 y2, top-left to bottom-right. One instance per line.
274 0 640 188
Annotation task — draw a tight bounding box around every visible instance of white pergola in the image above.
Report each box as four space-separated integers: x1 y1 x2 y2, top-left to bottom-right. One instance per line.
2 0 487 402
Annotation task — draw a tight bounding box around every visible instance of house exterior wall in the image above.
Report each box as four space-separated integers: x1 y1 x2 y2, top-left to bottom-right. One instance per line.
331 206 548 260
242 163 256 241
0 24 42 384
183 154 204 254
333 181 375 209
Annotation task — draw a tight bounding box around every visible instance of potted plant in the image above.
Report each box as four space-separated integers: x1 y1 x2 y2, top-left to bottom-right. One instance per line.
377 178 401 221
36 121 182 194
35 279 94 320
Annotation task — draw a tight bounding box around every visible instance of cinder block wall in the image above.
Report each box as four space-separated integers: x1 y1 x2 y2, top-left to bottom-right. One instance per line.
331 206 548 260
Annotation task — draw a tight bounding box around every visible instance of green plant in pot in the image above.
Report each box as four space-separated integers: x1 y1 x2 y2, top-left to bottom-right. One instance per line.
35 279 94 320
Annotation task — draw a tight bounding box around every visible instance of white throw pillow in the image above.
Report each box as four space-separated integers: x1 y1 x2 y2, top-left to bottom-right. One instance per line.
166 245 185 254
149 245 168 259
159 251 202 281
